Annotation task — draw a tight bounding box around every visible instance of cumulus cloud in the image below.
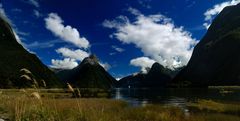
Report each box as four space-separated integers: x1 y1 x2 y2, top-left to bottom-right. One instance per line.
103 8 197 69
130 57 156 73
51 58 78 69
112 45 125 52
51 48 111 70
203 0 240 29
56 47 90 61
47 13 111 70
45 13 90 49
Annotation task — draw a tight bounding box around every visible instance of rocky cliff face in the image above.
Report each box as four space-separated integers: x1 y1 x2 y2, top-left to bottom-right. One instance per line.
0 16 62 88
173 4 240 87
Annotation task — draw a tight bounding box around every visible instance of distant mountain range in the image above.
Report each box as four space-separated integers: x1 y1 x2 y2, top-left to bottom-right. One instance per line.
117 62 182 88
1 3 240 89
172 3 240 87
0 16 62 88
56 55 116 89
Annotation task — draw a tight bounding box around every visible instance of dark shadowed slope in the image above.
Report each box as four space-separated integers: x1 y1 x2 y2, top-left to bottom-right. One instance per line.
0 16 62 88
173 3 240 87
57 55 116 89
117 62 175 88
117 73 146 88
143 63 172 87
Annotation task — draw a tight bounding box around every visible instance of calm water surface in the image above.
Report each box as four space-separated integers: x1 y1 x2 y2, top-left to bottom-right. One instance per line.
111 88 240 115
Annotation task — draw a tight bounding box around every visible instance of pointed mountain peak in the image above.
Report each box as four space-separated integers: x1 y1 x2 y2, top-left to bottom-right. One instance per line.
82 54 99 65
148 62 166 73
151 62 164 69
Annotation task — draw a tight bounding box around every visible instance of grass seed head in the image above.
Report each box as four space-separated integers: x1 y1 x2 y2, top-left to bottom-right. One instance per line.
30 92 41 100
67 83 74 93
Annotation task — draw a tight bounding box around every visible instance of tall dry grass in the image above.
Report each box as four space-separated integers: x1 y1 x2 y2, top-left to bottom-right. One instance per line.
0 90 240 121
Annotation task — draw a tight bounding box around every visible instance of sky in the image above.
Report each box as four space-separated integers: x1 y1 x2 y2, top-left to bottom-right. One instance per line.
0 0 240 79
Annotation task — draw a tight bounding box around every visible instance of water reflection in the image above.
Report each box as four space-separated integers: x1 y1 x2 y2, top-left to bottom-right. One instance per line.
112 88 240 115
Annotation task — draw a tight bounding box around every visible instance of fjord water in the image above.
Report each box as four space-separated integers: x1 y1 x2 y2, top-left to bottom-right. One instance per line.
112 88 240 105
111 88 240 110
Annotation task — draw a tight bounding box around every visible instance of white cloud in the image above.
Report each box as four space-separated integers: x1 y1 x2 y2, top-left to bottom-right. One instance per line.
51 48 111 70
103 8 197 69
56 47 90 61
26 39 63 49
112 45 125 52
109 52 116 56
45 13 90 49
51 58 78 69
100 62 111 71
27 41 54 49
130 57 156 73
116 78 121 81
0 3 12 24
46 13 111 70
138 0 151 9
0 4 7 18
26 0 40 8
33 10 41 18
203 0 240 29
0 4 24 46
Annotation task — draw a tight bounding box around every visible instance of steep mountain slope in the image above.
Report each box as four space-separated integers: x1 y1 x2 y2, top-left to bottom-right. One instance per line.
0 16 62 88
57 55 116 89
173 4 240 87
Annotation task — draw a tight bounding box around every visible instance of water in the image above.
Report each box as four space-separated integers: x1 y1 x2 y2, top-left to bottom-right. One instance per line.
111 88 240 115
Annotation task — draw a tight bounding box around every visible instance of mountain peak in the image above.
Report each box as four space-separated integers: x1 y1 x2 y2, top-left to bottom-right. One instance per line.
56 54 116 89
151 62 165 70
82 54 99 65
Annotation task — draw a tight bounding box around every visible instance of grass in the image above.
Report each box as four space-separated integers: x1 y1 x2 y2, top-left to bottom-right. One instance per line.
0 89 240 121
188 99 240 115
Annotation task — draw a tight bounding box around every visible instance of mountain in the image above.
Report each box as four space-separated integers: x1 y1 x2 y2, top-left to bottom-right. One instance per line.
143 63 172 88
116 73 146 88
172 4 240 87
57 55 116 89
0 16 62 88
117 62 173 88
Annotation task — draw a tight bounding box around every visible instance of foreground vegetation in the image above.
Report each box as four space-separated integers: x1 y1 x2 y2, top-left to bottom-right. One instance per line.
0 89 239 121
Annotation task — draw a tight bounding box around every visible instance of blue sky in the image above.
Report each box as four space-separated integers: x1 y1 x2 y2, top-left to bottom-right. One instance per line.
1 0 239 79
